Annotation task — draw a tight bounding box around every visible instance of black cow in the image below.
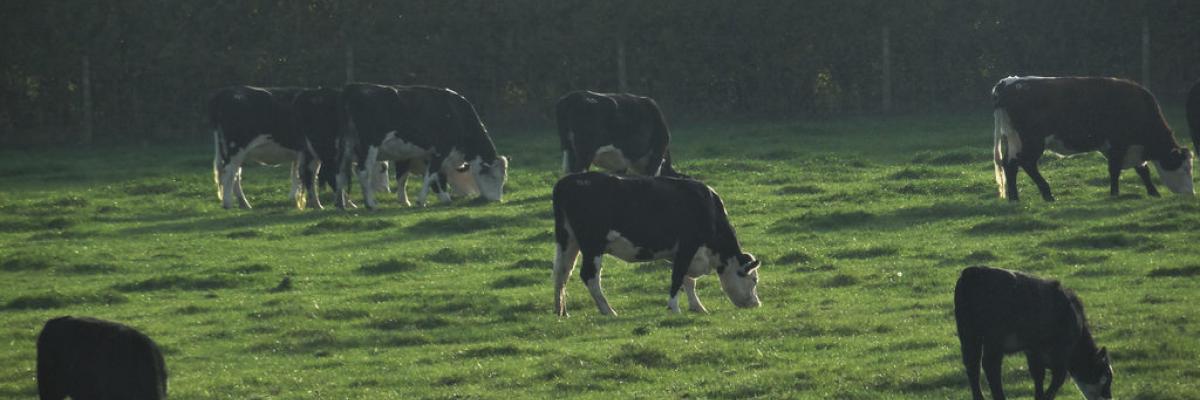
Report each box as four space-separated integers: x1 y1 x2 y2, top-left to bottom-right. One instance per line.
340 83 509 209
1187 79 1200 156
955 266 1112 400
556 91 683 177
551 172 760 316
209 86 342 209
992 76 1193 201
37 316 167 400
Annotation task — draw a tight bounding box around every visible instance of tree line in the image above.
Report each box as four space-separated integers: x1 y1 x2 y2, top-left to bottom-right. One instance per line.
2 0 1198 146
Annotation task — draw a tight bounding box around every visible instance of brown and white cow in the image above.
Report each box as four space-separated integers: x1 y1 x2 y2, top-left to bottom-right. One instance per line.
992 76 1193 201
552 172 760 316
209 86 342 209
339 83 509 209
556 91 684 177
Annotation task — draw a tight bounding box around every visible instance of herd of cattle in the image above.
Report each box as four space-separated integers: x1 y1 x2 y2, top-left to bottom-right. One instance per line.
34 76 1200 399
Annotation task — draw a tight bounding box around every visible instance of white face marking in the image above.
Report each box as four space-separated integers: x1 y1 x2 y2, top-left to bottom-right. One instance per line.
716 256 761 308
592 145 631 172
471 156 508 202
1153 156 1195 195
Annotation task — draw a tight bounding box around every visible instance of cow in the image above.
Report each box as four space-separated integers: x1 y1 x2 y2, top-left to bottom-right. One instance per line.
1187 79 1200 156
37 316 167 400
992 76 1193 201
556 91 684 177
209 86 342 209
955 266 1113 400
340 83 509 209
551 172 760 316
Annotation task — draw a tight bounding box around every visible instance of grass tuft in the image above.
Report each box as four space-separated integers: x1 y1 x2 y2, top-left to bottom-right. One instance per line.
966 217 1059 235
610 343 672 368
830 245 898 259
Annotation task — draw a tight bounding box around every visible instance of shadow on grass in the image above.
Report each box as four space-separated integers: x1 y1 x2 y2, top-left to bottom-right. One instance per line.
610 343 673 368
357 259 418 275
405 214 531 235
1041 233 1148 250
303 218 395 235
490 273 542 289
113 274 241 292
966 217 1059 235
3 291 128 310
1147 265 1200 278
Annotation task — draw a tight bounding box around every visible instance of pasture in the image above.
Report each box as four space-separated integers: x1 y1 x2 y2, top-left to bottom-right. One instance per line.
1 111 1198 399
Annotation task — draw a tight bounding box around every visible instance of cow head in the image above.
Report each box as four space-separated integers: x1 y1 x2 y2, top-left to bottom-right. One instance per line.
471 155 509 201
717 253 761 308
1072 347 1113 400
1153 148 1194 195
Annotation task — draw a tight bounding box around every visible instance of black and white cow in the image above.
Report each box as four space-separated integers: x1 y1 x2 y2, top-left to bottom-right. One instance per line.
552 172 760 316
992 76 1194 201
1187 79 1200 156
955 266 1113 400
293 87 345 209
556 91 683 177
209 86 341 209
37 316 168 400
340 83 509 209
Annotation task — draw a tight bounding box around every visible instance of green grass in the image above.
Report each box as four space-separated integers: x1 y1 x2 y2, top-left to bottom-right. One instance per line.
1 111 1199 399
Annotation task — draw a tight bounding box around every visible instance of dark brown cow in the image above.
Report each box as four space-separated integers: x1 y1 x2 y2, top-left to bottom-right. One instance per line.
992 76 1193 201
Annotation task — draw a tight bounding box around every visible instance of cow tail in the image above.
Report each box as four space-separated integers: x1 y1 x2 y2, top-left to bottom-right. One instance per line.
213 125 225 202
645 97 673 177
992 108 1011 199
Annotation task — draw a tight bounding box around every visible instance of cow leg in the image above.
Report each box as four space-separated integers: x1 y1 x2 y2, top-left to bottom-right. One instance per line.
418 155 452 205
233 166 252 209
358 146 380 209
683 277 707 313
553 240 580 317
960 334 986 400
1107 149 1124 197
394 160 413 206
1043 366 1069 400
1135 164 1161 197
1003 158 1022 202
289 152 306 210
981 345 1007 400
213 130 224 203
220 158 240 209
668 245 700 313
1020 158 1055 202
1025 351 1046 400
374 161 391 194
302 155 323 210
579 250 616 316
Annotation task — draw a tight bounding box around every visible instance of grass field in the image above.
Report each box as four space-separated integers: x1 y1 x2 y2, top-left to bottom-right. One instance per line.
1 110 1199 399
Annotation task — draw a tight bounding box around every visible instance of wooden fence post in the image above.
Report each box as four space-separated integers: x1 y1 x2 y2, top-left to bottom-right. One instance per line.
81 55 93 145
617 40 628 93
881 26 892 114
1141 18 1150 90
345 43 355 84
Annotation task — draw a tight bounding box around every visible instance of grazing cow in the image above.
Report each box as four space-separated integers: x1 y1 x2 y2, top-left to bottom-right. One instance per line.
556 91 683 177
340 83 509 209
1187 79 1200 155
293 87 344 209
955 266 1112 400
37 316 167 400
992 76 1193 201
552 172 760 316
210 86 341 209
